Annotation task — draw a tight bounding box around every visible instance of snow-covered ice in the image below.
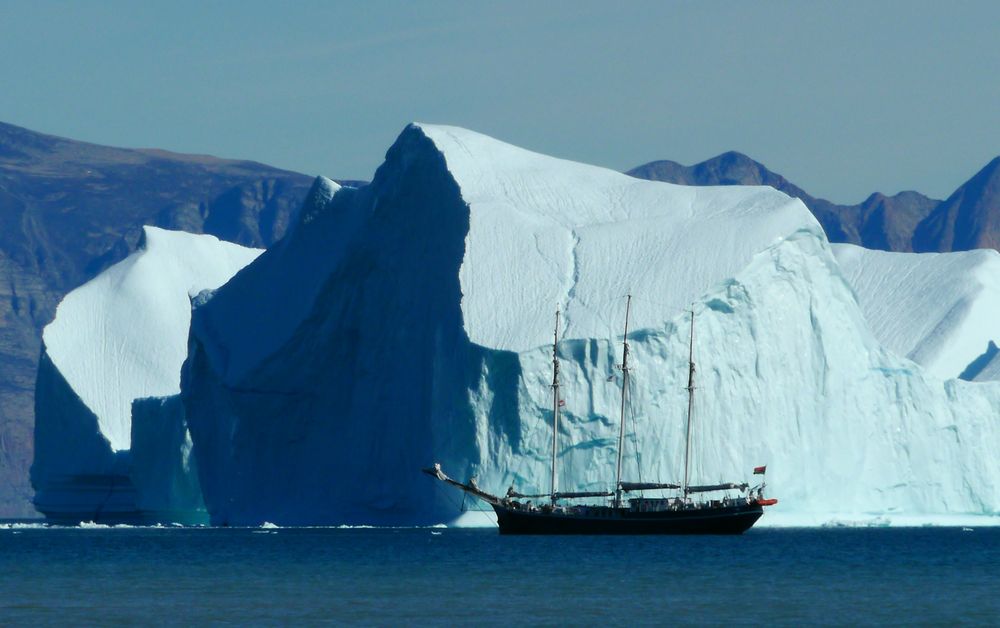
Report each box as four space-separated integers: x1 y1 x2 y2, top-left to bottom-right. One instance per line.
422 124 814 351
42 227 262 450
833 244 1000 381
32 227 261 522
177 123 1000 527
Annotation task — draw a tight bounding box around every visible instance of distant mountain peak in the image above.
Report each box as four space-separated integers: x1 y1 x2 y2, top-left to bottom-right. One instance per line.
913 156 1000 253
628 151 810 207
631 149 1000 258
628 152 964 254
713 150 758 165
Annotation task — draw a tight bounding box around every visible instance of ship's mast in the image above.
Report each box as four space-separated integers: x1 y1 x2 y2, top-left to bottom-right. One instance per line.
682 309 696 498
614 295 632 508
550 309 561 504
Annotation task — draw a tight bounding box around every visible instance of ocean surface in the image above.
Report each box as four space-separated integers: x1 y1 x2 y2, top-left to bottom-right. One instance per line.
1 525 998 625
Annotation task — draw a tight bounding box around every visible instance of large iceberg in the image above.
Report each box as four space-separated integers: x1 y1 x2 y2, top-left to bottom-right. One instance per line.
32 227 261 522
833 244 1000 381
179 124 1000 527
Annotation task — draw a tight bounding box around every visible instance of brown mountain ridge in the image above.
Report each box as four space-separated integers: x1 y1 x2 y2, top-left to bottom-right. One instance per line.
0 120 315 516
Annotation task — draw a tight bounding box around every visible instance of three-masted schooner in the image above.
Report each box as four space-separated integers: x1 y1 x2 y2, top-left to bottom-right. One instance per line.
424 296 777 534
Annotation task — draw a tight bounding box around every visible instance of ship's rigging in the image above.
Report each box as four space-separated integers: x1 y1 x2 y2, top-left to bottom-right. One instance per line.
423 296 777 534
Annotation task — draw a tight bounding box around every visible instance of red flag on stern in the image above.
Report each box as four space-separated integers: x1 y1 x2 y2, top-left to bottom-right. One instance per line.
753 465 767 475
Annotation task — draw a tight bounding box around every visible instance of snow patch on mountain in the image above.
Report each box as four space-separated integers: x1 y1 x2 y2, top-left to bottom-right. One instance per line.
832 244 1000 381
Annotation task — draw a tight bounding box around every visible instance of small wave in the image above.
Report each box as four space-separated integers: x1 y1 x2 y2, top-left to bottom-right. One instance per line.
759 512 1000 529
820 517 891 529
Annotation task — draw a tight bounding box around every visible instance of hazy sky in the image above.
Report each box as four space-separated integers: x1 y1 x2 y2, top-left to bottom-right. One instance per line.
2 1 998 203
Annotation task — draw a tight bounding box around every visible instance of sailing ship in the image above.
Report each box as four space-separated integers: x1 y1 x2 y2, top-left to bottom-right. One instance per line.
424 296 777 534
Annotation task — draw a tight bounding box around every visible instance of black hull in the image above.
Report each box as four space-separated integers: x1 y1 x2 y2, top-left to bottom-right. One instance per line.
493 502 764 535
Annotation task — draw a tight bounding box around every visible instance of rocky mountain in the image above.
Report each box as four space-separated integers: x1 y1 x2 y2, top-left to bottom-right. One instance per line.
627 152 941 252
0 121 313 516
913 157 1000 252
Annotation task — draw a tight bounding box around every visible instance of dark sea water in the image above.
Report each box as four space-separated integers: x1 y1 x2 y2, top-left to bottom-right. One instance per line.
1 525 998 625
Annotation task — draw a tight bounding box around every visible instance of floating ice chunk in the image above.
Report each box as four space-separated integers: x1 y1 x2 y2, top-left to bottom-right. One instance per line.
33 227 261 523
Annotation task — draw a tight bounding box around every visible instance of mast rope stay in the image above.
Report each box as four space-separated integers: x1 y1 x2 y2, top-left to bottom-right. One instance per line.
613 294 632 508
682 307 696 499
627 371 643 486
551 307 561 504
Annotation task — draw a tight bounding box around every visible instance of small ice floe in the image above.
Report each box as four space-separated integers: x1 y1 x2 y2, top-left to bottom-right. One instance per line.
252 522 279 534
431 531 443 536
962 527 974 532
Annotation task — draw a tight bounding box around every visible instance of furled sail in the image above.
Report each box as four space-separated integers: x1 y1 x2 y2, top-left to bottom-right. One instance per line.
506 488 550 499
553 491 615 499
685 482 749 494
620 482 681 492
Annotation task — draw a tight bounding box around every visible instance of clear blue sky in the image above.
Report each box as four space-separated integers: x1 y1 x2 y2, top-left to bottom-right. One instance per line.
2 1 998 203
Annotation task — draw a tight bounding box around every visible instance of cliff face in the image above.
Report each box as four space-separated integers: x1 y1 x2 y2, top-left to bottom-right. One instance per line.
0 120 312 516
175 124 1000 527
181 123 819 525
